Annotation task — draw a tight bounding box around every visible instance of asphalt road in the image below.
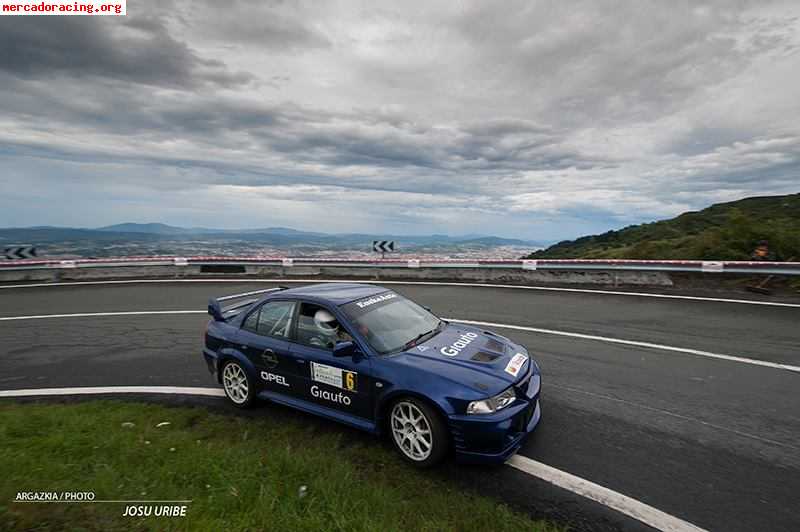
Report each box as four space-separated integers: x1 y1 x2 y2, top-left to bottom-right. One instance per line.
1 280 798 532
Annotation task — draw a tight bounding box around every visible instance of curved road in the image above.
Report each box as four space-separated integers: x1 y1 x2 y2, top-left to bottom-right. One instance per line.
1 280 798 531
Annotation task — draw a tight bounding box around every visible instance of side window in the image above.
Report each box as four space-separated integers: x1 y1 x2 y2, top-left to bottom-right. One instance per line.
243 301 296 339
295 303 353 350
242 308 260 332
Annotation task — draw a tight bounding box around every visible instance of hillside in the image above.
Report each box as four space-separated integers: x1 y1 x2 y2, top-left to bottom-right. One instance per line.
526 193 800 261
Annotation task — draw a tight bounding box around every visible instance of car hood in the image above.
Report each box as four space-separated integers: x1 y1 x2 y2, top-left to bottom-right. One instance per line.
394 322 532 393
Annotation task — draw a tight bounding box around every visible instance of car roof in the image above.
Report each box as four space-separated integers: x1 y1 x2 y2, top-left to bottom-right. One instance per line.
275 283 390 306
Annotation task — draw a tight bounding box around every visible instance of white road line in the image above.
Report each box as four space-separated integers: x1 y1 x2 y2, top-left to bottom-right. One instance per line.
507 455 708 532
0 384 707 531
1 309 798 373
1 278 798 308
0 386 225 398
0 310 205 321
217 287 286 301
448 318 800 374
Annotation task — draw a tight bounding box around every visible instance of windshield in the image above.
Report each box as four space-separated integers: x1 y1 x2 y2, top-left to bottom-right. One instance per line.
341 292 442 354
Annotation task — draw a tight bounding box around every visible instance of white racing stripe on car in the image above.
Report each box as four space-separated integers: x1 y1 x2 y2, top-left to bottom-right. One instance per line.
0 386 225 398
507 455 709 532
447 318 800 374
1 310 798 373
1 278 799 308
0 385 707 531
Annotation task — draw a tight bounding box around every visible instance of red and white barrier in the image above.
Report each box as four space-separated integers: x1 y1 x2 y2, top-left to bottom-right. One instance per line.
1 255 799 275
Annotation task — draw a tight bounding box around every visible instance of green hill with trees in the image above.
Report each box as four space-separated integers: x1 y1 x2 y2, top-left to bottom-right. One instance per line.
527 193 800 261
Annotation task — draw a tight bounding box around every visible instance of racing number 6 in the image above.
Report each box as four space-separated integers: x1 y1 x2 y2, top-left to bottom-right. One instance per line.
345 372 355 391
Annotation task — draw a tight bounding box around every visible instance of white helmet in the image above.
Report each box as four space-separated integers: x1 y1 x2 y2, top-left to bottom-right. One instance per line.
314 309 339 332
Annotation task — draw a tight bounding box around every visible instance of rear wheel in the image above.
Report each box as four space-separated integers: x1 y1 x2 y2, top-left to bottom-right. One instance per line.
389 398 448 467
221 360 255 408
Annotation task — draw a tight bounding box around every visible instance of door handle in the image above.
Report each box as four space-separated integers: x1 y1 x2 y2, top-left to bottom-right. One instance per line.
296 359 305 364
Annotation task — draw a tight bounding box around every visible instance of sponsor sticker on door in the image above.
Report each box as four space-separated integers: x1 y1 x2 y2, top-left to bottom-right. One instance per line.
311 362 357 392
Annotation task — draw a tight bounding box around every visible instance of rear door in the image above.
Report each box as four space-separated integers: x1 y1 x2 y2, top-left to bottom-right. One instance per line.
288 302 373 420
235 300 299 396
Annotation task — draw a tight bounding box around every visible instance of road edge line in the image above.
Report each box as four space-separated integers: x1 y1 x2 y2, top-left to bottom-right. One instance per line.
449 318 800 373
507 455 708 532
0 386 226 398
1 310 797 373
1 278 798 308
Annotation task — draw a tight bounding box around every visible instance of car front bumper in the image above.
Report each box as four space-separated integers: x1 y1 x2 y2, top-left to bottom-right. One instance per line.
448 371 541 464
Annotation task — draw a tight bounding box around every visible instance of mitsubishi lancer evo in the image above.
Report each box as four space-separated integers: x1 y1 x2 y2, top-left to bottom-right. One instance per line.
203 283 541 467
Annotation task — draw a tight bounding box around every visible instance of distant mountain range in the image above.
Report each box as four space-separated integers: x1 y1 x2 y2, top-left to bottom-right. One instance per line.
0 223 540 258
526 193 800 261
84 223 535 246
94 223 324 237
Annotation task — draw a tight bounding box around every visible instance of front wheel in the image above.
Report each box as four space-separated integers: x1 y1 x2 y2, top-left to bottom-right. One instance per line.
389 398 448 467
221 360 255 408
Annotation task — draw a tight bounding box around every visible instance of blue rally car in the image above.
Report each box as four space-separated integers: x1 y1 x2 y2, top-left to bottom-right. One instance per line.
203 283 541 467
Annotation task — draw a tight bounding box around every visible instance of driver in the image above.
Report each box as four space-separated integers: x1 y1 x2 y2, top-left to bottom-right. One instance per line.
314 309 351 348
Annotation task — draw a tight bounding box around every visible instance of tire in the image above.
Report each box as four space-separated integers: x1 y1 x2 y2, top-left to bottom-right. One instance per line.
220 360 256 409
389 397 448 467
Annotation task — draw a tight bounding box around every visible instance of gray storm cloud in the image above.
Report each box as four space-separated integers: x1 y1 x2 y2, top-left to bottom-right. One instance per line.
0 0 798 238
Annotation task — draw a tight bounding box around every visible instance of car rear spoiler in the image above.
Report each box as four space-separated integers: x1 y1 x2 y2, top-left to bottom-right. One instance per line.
208 287 288 322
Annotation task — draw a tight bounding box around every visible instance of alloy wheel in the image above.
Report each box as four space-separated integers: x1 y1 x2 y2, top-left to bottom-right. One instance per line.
222 362 249 404
390 401 433 461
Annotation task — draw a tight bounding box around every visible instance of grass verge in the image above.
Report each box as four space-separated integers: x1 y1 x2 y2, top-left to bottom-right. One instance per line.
0 400 560 531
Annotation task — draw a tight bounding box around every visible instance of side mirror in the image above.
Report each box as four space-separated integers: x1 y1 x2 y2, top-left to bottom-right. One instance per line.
333 341 357 357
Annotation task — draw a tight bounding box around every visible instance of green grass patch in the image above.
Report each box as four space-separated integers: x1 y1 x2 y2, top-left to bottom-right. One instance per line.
0 401 559 532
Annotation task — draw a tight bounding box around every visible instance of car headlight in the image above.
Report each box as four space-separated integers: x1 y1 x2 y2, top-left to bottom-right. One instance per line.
467 387 516 414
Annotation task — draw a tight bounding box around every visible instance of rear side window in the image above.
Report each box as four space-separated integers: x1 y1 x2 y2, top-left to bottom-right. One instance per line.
242 301 296 339
243 309 259 331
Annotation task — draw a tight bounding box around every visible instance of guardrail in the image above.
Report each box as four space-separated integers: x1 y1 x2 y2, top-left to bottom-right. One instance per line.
1 256 799 275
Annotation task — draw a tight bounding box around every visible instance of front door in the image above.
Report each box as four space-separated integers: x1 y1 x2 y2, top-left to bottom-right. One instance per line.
235 300 299 396
288 302 373 420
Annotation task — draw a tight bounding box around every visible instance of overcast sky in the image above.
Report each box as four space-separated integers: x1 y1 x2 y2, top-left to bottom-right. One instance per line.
1 1 799 240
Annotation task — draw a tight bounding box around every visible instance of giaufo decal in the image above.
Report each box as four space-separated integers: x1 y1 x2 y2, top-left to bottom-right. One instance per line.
440 331 479 357
310 362 357 392
311 385 351 406
505 353 528 377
